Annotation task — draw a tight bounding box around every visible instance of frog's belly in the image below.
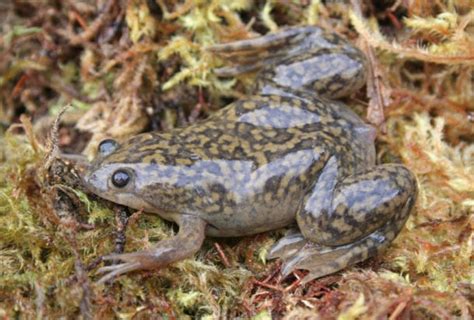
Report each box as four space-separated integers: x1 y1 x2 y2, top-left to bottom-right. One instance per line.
192 149 321 237
202 191 302 237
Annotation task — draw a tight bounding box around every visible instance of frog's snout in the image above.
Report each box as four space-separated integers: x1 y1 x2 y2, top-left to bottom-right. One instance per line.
83 171 107 194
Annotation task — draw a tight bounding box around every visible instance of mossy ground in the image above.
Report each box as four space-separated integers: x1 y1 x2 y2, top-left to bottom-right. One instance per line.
0 1 473 319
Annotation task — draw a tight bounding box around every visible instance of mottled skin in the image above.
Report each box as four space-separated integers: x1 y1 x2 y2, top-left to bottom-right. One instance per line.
83 26 417 284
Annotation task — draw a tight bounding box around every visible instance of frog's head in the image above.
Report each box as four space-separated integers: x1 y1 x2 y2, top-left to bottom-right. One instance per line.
82 138 159 213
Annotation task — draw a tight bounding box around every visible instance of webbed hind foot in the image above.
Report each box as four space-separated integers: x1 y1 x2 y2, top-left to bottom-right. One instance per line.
269 228 390 284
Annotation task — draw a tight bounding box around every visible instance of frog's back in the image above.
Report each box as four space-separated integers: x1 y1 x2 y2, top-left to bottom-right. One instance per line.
109 94 373 173
182 95 328 164
112 96 311 162
180 94 374 171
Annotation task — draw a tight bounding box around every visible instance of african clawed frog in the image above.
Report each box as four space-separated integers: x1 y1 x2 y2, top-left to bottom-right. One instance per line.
83 26 417 284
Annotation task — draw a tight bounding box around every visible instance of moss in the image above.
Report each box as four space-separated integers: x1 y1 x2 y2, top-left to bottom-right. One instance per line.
0 0 473 318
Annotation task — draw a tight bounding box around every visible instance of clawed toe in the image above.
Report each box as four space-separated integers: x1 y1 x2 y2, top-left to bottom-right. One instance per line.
273 231 390 283
94 215 208 284
268 232 336 277
280 242 333 276
208 27 309 54
101 253 134 262
96 261 142 284
269 233 366 282
96 253 144 284
267 231 306 260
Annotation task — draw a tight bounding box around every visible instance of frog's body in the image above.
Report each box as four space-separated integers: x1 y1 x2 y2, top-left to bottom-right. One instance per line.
84 26 417 284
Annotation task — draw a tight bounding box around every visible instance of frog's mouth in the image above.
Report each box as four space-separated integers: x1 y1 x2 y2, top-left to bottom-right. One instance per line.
83 171 154 211
59 151 154 213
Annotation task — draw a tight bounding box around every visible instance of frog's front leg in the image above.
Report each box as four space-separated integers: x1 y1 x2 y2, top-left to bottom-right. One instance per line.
269 157 417 283
96 214 206 284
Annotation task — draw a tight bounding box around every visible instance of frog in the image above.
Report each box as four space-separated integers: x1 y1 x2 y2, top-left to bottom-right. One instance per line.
83 26 417 284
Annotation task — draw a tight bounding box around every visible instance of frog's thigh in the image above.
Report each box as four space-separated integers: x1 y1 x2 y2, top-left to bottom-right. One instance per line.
270 157 417 282
298 158 417 245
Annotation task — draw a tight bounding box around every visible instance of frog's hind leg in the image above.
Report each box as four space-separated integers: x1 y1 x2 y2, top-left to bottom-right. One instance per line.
209 26 367 99
209 27 308 54
208 27 321 77
269 222 404 284
269 157 417 283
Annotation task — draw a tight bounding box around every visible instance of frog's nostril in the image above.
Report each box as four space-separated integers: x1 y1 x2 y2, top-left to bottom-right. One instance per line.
83 174 91 186
83 172 99 189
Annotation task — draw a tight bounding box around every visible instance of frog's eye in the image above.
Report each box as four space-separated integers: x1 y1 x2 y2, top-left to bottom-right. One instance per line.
112 170 130 188
98 139 119 156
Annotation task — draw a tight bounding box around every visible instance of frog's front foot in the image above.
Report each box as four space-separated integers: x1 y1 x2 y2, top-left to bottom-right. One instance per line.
269 159 417 283
96 215 206 284
97 255 143 284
